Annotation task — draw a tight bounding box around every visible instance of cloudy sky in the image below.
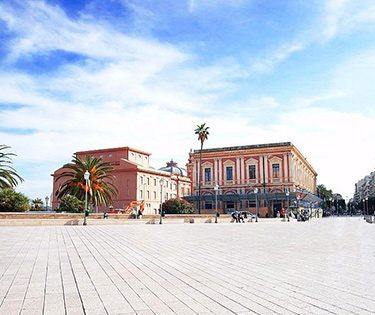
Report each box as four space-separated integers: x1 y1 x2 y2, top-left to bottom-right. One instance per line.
1 0 375 201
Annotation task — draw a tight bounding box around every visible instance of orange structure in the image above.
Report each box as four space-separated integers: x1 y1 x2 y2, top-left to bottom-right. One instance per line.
123 200 145 214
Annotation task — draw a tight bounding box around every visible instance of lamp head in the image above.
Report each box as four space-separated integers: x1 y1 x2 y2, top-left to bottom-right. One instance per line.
84 170 90 180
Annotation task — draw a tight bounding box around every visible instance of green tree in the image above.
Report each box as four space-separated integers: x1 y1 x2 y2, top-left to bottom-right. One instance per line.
163 198 195 214
30 198 44 211
55 195 84 213
317 184 333 208
56 155 118 208
194 123 210 214
0 145 24 189
0 188 30 212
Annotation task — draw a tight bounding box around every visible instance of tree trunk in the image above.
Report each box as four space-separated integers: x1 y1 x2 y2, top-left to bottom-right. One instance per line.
198 140 203 214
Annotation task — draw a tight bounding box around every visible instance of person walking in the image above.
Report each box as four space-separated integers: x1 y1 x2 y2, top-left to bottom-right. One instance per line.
231 211 238 223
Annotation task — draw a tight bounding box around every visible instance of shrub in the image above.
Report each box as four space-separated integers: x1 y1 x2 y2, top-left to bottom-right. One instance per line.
55 195 84 213
0 188 30 212
162 198 195 214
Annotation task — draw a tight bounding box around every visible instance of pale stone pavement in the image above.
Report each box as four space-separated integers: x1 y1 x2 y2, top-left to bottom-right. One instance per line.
0 217 374 315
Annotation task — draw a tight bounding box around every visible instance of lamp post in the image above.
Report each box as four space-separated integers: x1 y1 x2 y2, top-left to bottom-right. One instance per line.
45 196 49 211
254 188 259 222
159 179 164 224
214 184 219 223
329 197 332 216
286 191 290 222
366 197 368 217
83 170 90 226
296 194 300 219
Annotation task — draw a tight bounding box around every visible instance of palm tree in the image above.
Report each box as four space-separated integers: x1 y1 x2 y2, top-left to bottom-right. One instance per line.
0 145 24 189
194 123 210 214
31 198 43 211
56 155 118 209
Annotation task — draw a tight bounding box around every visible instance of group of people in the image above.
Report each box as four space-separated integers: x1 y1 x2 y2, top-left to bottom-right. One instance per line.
231 210 248 223
132 208 143 219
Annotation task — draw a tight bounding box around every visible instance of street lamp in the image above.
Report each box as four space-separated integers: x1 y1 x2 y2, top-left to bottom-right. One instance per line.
286 191 290 222
366 197 368 216
159 179 164 224
296 194 300 219
45 196 49 211
214 184 219 223
83 170 90 226
329 197 332 216
254 188 259 222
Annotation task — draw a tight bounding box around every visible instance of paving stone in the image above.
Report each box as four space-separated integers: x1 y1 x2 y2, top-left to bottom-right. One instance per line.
0 218 374 314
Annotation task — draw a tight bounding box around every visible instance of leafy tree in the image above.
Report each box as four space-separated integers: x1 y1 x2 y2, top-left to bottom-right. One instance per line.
163 198 195 214
0 188 30 212
55 195 84 213
56 155 118 208
0 145 24 189
194 123 210 214
30 198 44 211
317 184 333 208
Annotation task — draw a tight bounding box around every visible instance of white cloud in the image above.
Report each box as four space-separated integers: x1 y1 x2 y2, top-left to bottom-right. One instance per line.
251 42 304 74
320 0 375 40
1 0 374 203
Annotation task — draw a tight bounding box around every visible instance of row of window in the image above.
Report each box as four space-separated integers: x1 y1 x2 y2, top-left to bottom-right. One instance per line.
204 164 280 182
89 152 149 160
91 153 113 159
204 200 257 210
139 190 177 200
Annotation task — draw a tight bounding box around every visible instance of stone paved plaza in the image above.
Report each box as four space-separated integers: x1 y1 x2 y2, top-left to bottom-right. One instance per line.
0 217 374 315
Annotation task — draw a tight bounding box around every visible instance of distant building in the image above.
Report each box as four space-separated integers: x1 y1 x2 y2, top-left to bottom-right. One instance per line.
185 142 320 217
354 171 375 215
52 147 191 214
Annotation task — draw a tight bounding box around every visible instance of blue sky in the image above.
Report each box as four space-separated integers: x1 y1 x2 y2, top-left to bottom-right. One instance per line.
1 0 375 202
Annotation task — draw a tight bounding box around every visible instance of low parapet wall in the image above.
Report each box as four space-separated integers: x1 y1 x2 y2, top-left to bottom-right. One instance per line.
0 212 287 226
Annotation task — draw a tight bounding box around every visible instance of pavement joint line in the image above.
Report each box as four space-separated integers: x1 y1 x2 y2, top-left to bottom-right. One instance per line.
0 218 374 314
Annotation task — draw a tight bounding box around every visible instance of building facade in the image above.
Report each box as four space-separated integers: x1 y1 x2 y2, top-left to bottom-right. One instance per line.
354 171 375 215
186 142 319 217
52 147 191 214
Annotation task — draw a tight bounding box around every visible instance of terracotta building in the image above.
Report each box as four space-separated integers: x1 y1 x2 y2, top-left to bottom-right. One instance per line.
52 147 191 214
185 142 320 217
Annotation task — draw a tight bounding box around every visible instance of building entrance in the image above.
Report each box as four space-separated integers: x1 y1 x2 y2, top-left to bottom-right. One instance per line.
273 202 282 217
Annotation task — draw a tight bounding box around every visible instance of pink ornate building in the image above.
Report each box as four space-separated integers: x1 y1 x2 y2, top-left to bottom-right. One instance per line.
52 147 191 214
186 142 319 217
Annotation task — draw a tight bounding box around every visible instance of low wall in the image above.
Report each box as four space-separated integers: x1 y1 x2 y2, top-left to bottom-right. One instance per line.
0 212 288 226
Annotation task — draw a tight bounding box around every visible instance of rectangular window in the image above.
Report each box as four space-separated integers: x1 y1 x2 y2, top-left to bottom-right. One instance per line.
154 191 156 199
204 202 213 209
272 164 280 178
249 165 256 179
147 191 150 199
154 179 156 186
204 168 211 182
226 166 233 180
147 178 150 185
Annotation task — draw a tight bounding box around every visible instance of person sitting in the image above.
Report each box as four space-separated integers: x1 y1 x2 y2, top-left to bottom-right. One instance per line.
238 211 244 223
